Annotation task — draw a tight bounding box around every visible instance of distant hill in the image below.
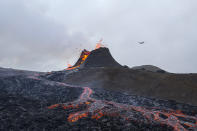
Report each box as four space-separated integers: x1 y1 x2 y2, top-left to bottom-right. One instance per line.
131 65 166 73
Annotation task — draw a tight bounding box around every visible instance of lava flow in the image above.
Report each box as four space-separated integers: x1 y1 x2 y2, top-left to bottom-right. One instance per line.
66 39 105 70
48 84 197 131
66 49 91 70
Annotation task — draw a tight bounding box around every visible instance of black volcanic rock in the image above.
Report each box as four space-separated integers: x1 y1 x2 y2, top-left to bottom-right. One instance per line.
80 47 122 68
0 67 197 130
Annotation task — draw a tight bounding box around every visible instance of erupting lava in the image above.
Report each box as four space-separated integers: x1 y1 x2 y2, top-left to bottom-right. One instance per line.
67 63 72 68
66 39 105 70
48 84 197 131
95 39 105 49
66 50 91 70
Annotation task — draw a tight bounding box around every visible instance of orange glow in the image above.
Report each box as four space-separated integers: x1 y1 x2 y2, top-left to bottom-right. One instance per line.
95 43 105 49
66 50 91 70
66 39 106 70
48 104 60 109
85 102 90 105
95 39 105 49
66 65 80 70
92 111 104 120
82 54 88 61
67 63 72 68
68 112 88 122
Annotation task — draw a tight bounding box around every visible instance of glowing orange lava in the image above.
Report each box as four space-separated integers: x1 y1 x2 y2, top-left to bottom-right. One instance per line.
66 50 91 70
48 84 197 131
66 40 105 70
67 64 72 68
95 39 105 49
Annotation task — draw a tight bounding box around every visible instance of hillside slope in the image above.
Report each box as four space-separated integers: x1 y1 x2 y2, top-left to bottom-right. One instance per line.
50 67 197 106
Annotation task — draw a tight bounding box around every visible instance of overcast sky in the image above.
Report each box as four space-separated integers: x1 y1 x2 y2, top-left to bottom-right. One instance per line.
0 0 197 73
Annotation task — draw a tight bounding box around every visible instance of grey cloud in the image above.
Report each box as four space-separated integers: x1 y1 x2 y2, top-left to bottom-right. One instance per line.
0 0 92 71
0 0 197 73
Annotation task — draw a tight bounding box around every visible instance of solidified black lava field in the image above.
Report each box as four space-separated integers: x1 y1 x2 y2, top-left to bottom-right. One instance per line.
0 67 197 131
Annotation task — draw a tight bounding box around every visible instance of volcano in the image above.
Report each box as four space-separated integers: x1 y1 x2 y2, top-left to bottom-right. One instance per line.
1 45 197 131
67 47 122 70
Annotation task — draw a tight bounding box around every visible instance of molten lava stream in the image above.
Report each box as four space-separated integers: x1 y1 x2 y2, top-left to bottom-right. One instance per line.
66 41 105 70
66 50 90 70
48 85 197 131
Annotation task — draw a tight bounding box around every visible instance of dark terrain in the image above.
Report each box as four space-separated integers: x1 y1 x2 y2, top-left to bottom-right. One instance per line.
61 67 197 106
0 47 197 131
